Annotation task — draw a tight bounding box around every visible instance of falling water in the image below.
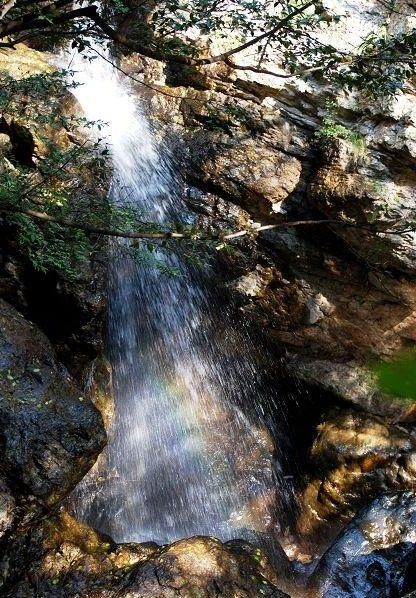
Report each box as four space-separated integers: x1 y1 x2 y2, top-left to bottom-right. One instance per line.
68 30 293 547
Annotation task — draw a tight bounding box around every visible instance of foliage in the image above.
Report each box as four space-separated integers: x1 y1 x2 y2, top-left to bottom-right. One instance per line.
0 151 95 280
13 213 91 280
371 349 416 401
318 97 367 162
0 69 104 279
337 29 416 95
0 1 415 96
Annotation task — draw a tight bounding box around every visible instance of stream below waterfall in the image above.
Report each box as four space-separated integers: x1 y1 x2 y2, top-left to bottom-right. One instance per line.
67 32 295 550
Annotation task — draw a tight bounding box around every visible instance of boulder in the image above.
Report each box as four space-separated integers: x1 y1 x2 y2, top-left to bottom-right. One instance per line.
297 409 416 543
199 140 303 219
310 491 416 597
1 511 290 598
0 298 106 526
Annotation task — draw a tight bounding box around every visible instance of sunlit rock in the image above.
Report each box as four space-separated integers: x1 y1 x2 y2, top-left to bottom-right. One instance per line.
1 512 290 597
296 409 416 546
228 266 276 299
0 43 51 79
198 141 303 219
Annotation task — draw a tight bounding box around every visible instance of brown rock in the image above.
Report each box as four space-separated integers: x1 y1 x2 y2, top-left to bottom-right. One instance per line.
296 409 416 546
1 513 290 598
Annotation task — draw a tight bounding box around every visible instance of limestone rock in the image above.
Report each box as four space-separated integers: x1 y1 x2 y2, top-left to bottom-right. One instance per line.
310 492 416 597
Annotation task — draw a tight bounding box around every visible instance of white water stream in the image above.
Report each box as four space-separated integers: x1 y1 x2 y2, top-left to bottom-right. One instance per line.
67 18 293 549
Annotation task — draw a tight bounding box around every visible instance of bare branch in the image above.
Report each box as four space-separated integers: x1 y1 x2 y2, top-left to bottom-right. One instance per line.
1 204 412 243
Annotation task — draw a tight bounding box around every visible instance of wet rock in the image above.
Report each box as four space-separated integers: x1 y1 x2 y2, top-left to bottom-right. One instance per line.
0 43 52 79
310 491 416 598
297 409 416 544
84 356 114 433
0 298 106 524
1 512 290 597
126 536 289 598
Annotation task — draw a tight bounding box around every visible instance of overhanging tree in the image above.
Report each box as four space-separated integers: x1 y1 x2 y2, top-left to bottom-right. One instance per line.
0 0 415 277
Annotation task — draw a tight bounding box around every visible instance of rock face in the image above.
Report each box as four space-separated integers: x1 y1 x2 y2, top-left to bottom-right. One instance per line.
308 138 416 275
117 0 416 421
296 409 416 544
310 492 416 597
1 511 290 598
0 298 106 530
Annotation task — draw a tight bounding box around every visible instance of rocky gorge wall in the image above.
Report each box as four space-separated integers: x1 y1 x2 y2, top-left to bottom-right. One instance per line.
113 0 416 590
1 0 416 596
122 39 416 423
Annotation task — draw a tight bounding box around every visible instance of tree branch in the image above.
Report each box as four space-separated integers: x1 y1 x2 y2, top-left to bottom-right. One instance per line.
78 1 318 67
0 3 95 41
1 205 410 242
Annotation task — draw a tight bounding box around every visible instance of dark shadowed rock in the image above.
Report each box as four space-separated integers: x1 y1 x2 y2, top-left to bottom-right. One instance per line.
310 491 416 598
0 298 106 525
297 409 416 544
284 357 416 422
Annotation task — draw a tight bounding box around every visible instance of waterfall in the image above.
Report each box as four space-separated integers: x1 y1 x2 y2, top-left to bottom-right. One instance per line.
67 23 293 547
